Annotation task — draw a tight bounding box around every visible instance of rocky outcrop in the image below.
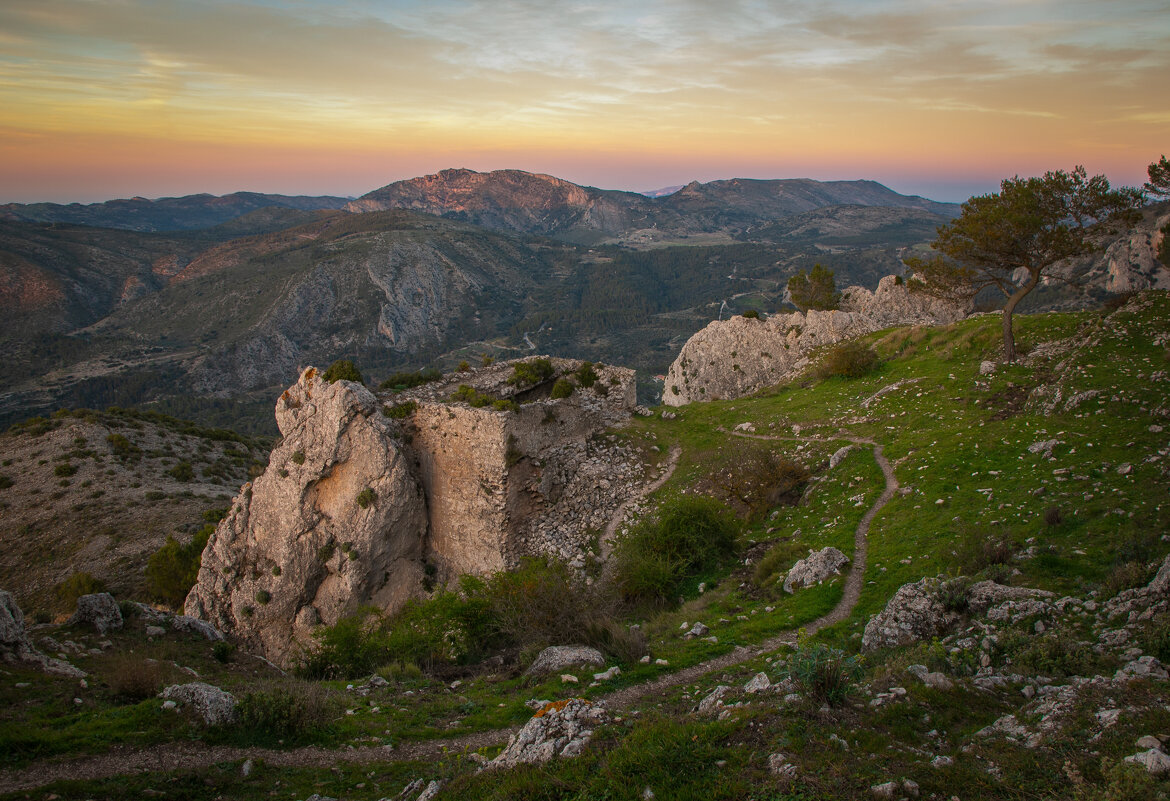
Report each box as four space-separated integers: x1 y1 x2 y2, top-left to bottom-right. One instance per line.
67 593 123 635
0 590 85 677
160 682 238 726
782 547 850 594
663 276 970 405
862 578 957 652
186 368 429 667
525 645 606 676
187 359 641 667
488 698 607 768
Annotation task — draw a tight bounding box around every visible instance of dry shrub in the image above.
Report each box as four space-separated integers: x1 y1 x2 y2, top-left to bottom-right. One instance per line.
705 445 810 521
814 341 879 380
105 653 168 702
953 528 1016 576
1103 561 1155 599
235 679 336 740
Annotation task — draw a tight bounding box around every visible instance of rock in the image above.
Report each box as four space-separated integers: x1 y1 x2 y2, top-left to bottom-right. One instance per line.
145 625 166 638
697 685 729 715
931 755 954 768
185 368 429 667
1027 439 1060 456
1117 463 1134 475
0 590 85 677
734 422 756 433
1125 748 1170 775
870 781 899 799
979 360 997 376
966 581 1054 615
526 645 605 676
592 666 621 681
768 753 797 779
1115 656 1170 682
783 547 850 593
488 698 607 768
862 578 956 652
1137 735 1163 750
829 446 853 469
743 672 771 693
902 779 920 798
561 674 579 684
907 664 954 691
171 615 225 641
663 275 970 405
416 780 442 801
67 593 123 635
684 622 709 639
159 682 237 726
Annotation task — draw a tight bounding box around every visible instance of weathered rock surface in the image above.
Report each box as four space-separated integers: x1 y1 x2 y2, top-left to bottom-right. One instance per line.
67 593 123 635
862 578 957 652
489 698 607 767
525 645 606 676
0 590 85 677
160 682 238 726
783 547 850 594
664 275 970 405
186 368 429 667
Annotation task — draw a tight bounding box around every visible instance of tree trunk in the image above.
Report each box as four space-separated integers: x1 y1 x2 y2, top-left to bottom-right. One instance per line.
1000 269 1041 363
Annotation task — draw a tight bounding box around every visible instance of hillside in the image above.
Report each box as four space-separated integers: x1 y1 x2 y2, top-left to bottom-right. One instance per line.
1 293 1168 800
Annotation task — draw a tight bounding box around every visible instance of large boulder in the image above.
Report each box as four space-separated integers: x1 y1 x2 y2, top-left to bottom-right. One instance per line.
663 275 970 405
185 367 429 667
160 682 237 726
525 645 606 676
489 698 607 768
67 592 123 635
783 547 850 594
0 590 85 677
862 578 958 652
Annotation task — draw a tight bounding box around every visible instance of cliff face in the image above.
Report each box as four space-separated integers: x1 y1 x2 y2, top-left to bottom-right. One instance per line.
186 358 639 666
663 276 969 405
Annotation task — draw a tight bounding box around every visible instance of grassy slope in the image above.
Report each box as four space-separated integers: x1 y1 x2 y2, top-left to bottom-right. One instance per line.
4 293 1169 800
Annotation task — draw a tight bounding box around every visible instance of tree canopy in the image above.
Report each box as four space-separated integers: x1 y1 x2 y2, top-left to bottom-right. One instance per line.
787 263 840 311
904 166 1142 362
1146 155 1170 200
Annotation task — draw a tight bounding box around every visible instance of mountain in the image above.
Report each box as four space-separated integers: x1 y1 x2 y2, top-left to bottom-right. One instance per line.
347 168 960 245
0 192 351 232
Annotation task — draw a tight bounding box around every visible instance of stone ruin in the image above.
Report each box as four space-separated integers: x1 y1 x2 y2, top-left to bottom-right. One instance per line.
186 357 637 666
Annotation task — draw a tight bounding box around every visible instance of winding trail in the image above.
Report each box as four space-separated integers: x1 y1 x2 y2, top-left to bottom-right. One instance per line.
600 445 681 563
0 433 898 795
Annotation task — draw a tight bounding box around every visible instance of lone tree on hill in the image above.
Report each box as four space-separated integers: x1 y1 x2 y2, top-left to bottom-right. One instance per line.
1146 155 1170 199
904 166 1142 362
787 263 840 311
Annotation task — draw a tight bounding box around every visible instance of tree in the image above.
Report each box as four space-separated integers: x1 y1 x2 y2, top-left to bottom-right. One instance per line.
1146 155 1170 199
904 166 1142 362
323 359 363 384
787 263 840 311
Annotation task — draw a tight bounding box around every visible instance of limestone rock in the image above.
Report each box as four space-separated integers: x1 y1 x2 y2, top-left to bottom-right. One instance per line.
172 615 225 641
1125 748 1170 775
160 682 237 726
0 590 85 677
664 275 970 405
743 672 771 693
67 593 123 635
783 547 850 593
829 446 853 469
525 645 605 676
907 664 954 691
489 698 606 768
185 368 429 667
697 685 730 715
768 752 797 779
862 578 957 652
1115 656 1170 682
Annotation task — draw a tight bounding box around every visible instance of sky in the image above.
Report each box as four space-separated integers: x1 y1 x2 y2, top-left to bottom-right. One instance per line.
1 0 1168 204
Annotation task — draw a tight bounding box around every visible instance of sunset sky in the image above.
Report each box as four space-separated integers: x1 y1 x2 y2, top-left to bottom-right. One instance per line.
2 0 1167 204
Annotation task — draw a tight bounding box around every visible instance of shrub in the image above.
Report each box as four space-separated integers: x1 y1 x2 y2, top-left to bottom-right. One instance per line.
297 607 393 679
613 496 739 607
106 433 141 462
1103 561 1155 598
323 359 363 384
384 400 418 419
255 590 272 605
458 361 470 372
1007 631 1094 677
0 474 13 489
235 681 335 741
814 341 879 379
213 641 235 663
785 642 863 706
379 368 440 391
507 358 555 388
467 558 601 651
105 654 167 702
1103 290 1139 314
1140 614 1170 663
54 463 78 477
291 450 305 465
937 577 972 613
574 362 599 388
167 461 194 482
953 528 1016 576
550 378 575 399
752 540 803 587
450 384 517 411
1044 506 1063 526
55 571 106 607
356 488 376 509
145 524 212 608
706 446 809 520
741 309 759 319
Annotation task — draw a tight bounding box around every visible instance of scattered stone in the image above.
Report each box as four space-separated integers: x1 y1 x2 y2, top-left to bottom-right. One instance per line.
561 674 579 684
67 593 123 635
145 625 166 639
931 755 954 768
684 622 709 639
734 422 756 433
1125 748 1170 775
768 752 797 779
526 645 605 676
1115 656 1169 682
592 666 621 681
1027 439 1060 456
870 781 899 799
1117 463 1133 475
783 547 850 594
829 446 853 469
1137 735 1163 750
697 685 729 715
743 672 771 694
907 664 954 690
241 759 253 777
979 360 997 376
171 615 225 641
159 682 237 726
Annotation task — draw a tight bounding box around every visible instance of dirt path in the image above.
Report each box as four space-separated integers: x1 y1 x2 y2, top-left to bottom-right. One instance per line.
600 445 681 563
0 434 896 794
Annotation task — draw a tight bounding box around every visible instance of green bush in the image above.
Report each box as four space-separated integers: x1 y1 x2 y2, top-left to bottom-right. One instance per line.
788 263 840 311
785 642 863 706
53 463 77 477
706 445 809 520
105 653 167 702
297 607 393 679
235 681 335 741
379 368 440 391
323 359 363 384
213 641 235 663
167 461 194 482
255 589 272 605
145 524 212 608
574 362 599 388
613 496 739 607
507 358 555 388
291 450 305 465
0 474 13 489
383 400 418 419
741 309 759 319
450 384 517 411
55 571 106 608
550 378 575 399
814 341 879 379
937 577 972 613
106 433 141 462
356 488 376 509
